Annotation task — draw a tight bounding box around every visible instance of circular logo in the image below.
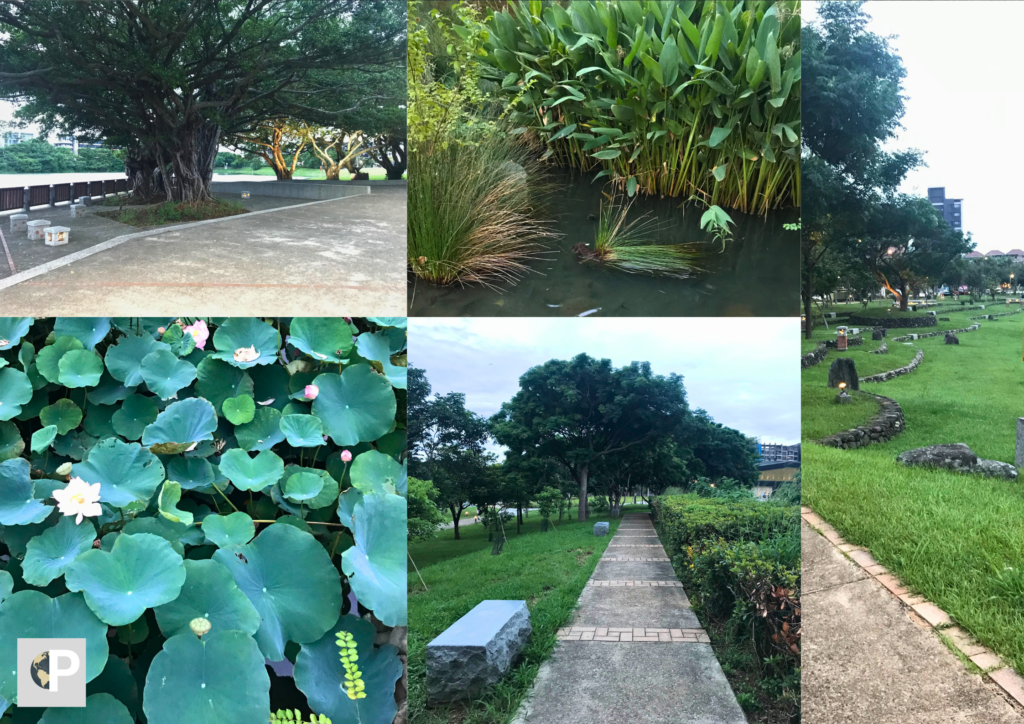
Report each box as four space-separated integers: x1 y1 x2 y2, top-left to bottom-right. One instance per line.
30 651 51 689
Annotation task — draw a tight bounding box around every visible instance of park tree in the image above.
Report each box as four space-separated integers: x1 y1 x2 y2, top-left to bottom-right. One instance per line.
490 354 689 522
408 476 446 541
431 448 495 540
0 0 405 202
801 1 922 336
678 410 760 486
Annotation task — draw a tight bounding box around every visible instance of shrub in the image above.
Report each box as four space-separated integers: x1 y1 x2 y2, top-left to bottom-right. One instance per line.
651 494 797 558
408 476 446 541
0 316 407 724
535 485 563 531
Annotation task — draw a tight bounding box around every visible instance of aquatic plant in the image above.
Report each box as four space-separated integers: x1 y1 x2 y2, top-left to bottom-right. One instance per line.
476 0 801 214
575 193 703 278
700 204 737 251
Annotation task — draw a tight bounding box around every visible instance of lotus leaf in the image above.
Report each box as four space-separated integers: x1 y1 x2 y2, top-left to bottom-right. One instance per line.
0 318 33 350
283 470 323 501
140 349 197 399
312 365 396 446
36 693 132 724
0 458 52 525
141 397 217 448
281 465 338 510
165 456 214 491
72 438 165 507
217 449 283 492
153 559 261 638
85 656 138 718
342 493 407 626
110 393 159 440
58 349 105 388
195 357 254 415
0 421 24 461
279 413 325 447
356 331 407 389
287 317 354 362
104 334 170 386
82 403 117 438
88 371 136 405
213 523 343 661
53 318 112 351
65 532 186 626
234 406 285 451
22 516 97 586
158 481 194 526
350 449 406 495
201 512 256 547
210 317 280 369
40 398 84 435
29 425 58 455
0 367 33 421
222 394 255 425
36 335 84 384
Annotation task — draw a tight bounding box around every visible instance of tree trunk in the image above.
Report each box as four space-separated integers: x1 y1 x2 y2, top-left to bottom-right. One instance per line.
169 123 220 203
803 266 814 339
450 505 461 540
577 463 589 522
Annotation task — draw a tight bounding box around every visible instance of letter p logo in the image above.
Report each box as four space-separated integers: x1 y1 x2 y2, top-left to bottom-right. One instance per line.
17 639 86 707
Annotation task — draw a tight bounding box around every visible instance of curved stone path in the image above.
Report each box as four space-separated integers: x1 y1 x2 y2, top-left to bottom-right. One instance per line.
511 513 747 724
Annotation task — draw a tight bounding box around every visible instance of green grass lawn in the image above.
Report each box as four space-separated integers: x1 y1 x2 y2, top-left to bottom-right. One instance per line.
803 301 1024 676
409 511 633 724
213 166 404 180
94 198 247 227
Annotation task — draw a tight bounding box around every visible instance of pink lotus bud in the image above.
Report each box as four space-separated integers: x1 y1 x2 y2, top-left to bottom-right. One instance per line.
304 384 319 400
341 450 352 463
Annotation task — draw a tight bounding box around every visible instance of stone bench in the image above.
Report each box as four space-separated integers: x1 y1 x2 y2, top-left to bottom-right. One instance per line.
45 226 70 247
27 219 50 240
594 522 609 536
70 204 86 218
9 214 27 233
427 600 531 704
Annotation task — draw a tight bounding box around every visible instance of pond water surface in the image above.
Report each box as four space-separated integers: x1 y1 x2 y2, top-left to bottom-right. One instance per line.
408 167 799 317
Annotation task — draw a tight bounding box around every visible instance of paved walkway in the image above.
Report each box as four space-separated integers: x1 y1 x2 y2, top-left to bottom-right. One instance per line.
0 187 405 315
512 513 747 724
802 520 1023 723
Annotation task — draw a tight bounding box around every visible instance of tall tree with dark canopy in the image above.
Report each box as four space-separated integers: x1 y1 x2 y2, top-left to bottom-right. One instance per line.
0 0 405 202
490 354 689 522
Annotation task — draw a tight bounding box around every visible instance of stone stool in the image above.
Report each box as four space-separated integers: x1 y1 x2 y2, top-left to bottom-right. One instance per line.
44 226 70 246
27 219 50 240
70 204 86 218
9 214 27 234
593 521 609 536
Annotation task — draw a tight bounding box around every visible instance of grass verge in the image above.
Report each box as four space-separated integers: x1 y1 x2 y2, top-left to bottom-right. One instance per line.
408 514 621 724
96 198 247 227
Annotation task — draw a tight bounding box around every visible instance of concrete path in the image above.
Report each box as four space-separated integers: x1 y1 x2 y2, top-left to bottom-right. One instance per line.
512 513 747 724
0 187 405 315
802 521 1023 723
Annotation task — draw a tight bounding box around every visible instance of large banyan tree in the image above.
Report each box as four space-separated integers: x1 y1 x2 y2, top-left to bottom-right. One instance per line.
0 0 406 202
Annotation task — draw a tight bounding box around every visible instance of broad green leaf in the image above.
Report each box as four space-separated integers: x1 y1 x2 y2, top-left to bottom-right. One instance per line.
591 149 623 160
709 125 733 148
153 559 261 638
30 424 57 454
0 318 32 350
213 523 343 661
22 516 96 586
765 30 781 92
0 421 24 461
73 438 165 507
234 406 285 451
65 531 186 626
222 394 255 425
38 693 133 724
88 371 136 405
312 365 397 446
342 493 407 626
104 334 170 386
0 458 52 525
54 318 111 351
0 591 108 703
294 615 403 724
85 656 138 719
158 481 194 526
627 176 638 197
281 466 338 510
659 36 680 85
279 414 325 447
210 318 280 369
140 349 197 399
217 449 283 492
283 471 323 502
110 393 159 440
639 52 663 84
355 332 407 389
548 122 577 142
143 631 270 724
0 367 33 421
287 318 354 362
82 402 117 438
201 512 256 548
142 397 218 450
350 450 405 496
36 335 84 384
165 456 214 491
40 398 83 435
58 349 104 388
712 163 728 181
195 357 254 415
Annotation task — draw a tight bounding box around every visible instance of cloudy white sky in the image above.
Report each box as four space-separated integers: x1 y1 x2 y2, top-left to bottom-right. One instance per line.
409 317 801 457
807 1 1011 253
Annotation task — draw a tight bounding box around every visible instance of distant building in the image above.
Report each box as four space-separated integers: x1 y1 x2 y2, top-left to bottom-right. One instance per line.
757 442 800 463
753 461 800 499
928 187 962 232
1007 249 1024 262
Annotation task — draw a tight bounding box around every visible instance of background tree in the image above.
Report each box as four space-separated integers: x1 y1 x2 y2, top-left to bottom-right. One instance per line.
0 0 405 201
677 410 761 486
490 354 689 522
408 476 446 541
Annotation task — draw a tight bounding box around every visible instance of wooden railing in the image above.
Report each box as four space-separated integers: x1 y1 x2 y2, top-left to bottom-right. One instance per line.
0 178 129 212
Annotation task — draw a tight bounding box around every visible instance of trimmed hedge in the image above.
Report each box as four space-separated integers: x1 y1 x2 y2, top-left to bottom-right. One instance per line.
650 495 798 559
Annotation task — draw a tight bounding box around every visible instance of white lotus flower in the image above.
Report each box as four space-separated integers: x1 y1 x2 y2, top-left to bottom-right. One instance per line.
233 345 259 363
53 477 103 525
56 462 73 476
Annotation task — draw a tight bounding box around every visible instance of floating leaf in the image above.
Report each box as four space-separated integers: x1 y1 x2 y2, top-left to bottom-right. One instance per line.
281 466 338 510
143 631 270 724
213 523 343 661
72 438 165 508
222 394 255 425
0 367 33 421
65 531 186 626
342 493 407 626
217 449 283 492
165 456 214 491
201 512 256 548
22 516 97 586
355 332 407 389
287 318 354 362
294 615 403 724
104 334 170 386
158 481 194 526
0 421 24 461
0 458 52 525
140 349 197 399
153 559 261 638
142 397 218 450
110 393 159 441
279 414 325 447
283 471 324 502
40 398 84 435
54 318 112 351
58 349 104 388
312 365 396 446
0 318 33 350
234 407 285 451
350 450 405 496
36 335 84 384
210 318 281 369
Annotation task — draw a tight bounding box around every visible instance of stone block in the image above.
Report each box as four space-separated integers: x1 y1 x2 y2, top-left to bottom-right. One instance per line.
26 219 50 240
945 333 959 345
44 226 69 246
427 600 532 704
1016 418 1024 471
9 214 27 233
593 522 609 536
827 357 859 390
70 204 85 218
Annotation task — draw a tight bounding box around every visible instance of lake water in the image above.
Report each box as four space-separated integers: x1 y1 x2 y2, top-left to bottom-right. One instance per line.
408 167 799 317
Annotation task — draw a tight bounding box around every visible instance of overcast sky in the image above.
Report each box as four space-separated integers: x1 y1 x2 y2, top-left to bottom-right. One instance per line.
807 1 1011 254
409 317 801 457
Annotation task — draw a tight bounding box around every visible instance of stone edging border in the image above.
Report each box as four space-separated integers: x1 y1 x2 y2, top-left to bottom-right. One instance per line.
871 342 888 355
818 394 904 449
969 308 1024 321
801 506 1024 709
801 343 828 369
862 349 923 383
892 324 979 343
